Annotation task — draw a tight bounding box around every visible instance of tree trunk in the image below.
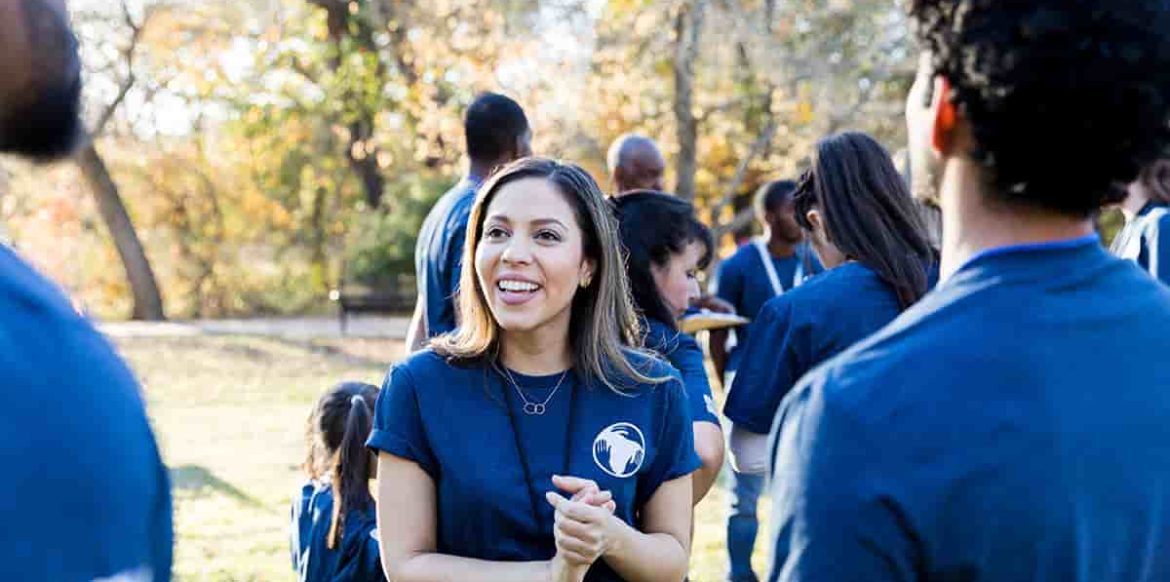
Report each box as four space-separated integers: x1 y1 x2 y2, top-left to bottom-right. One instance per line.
313 0 387 208
74 141 165 320
672 0 706 202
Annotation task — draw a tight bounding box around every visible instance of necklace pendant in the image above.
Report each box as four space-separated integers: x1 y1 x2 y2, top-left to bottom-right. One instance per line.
523 402 545 415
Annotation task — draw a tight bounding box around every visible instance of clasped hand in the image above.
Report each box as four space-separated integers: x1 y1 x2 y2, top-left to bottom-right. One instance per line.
545 474 620 580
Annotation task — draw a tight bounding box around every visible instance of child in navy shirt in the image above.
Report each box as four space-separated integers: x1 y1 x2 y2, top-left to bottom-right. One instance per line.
613 191 725 504
292 382 384 582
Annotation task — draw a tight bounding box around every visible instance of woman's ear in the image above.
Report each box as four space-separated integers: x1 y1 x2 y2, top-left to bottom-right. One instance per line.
805 209 824 234
579 259 596 288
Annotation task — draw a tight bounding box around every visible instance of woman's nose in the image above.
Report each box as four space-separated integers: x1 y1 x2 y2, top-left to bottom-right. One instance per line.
500 236 533 265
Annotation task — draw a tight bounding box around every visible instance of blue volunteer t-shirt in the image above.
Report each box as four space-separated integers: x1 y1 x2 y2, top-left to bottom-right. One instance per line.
416 176 481 338
725 262 906 435
767 236 1170 581
713 242 821 372
643 318 719 426
0 244 172 581
367 350 699 582
1111 201 1170 285
290 480 384 582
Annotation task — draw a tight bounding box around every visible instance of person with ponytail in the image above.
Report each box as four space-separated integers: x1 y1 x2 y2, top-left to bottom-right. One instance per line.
724 131 938 476
291 381 384 582
1112 158 1170 285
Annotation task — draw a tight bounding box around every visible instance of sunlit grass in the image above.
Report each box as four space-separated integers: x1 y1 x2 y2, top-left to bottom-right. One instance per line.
116 335 769 581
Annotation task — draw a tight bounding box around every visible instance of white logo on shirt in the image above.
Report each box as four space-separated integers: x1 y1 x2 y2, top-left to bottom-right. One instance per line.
592 422 646 478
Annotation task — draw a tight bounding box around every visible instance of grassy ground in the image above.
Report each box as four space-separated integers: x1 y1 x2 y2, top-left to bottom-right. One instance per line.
116 335 769 581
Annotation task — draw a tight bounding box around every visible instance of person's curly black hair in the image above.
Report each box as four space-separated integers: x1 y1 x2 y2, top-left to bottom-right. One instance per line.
911 0 1170 216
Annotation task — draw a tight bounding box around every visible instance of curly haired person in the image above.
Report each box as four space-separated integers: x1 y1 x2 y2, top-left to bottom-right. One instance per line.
766 1 1170 580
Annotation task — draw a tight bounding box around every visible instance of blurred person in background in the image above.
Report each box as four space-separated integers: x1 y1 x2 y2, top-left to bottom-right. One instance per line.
0 0 173 580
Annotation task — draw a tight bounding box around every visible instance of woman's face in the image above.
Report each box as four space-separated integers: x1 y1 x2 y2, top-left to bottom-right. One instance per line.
805 208 847 269
475 177 594 337
651 240 705 319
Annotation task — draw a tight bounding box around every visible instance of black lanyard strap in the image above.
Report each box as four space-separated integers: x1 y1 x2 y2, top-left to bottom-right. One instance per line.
495 362 579 542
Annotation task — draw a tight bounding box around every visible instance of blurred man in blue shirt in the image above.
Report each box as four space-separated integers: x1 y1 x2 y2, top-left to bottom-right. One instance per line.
405 93 531 351
0 1 172 579
767 2 1170 581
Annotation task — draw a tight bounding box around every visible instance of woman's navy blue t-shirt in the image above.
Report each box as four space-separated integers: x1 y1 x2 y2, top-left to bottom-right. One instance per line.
643 318 720 426
290 480 384 582
366 349 699 581
724 262 906 435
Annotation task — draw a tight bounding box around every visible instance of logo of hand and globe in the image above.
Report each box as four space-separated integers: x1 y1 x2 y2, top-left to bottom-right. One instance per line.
592 422 646 478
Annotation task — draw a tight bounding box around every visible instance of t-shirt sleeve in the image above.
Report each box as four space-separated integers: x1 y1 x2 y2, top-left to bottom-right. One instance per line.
767 371 918 582
432 214 469 337
638 372 702 505
724 297 809 434
668 332 720 426
366 364 439 478
1147 213 1170 286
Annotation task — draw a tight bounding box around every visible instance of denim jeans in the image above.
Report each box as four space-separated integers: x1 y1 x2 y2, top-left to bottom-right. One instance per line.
726 468 764 582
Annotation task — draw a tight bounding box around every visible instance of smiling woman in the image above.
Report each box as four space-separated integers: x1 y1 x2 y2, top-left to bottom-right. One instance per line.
367 158 701 582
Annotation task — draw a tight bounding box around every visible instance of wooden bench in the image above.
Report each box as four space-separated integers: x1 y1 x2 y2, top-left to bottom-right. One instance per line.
329 275 416 335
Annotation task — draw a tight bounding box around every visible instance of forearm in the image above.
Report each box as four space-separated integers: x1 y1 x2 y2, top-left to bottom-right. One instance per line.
692 459 719 505
602 520 689 582
390 553 578 582
692 422 725 504
728 424 769 475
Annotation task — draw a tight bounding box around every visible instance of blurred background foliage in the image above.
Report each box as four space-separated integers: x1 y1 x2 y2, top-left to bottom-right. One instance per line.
0 0 923 320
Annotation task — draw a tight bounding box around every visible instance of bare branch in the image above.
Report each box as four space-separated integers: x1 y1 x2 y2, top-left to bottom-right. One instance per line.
709 120 777 218
713 206 755 239
92 75 135 137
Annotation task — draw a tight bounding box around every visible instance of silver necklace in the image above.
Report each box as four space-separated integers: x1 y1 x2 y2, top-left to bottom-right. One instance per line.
502 367 569 415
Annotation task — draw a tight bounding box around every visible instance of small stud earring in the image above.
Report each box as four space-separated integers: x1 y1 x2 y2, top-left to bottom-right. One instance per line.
580 277 592 288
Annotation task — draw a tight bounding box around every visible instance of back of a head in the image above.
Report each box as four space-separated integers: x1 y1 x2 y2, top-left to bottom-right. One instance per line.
796 132 935 308
305 381 380 549
911 0 1170 216
464 92 530 166
754 180 799 218
1137 159 1170 205
613 190 712 326
0 0 82 160
607 134 666 193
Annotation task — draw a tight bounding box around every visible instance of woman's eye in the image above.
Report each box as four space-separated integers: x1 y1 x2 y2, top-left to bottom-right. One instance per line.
484 227 509 240
536 230 562 242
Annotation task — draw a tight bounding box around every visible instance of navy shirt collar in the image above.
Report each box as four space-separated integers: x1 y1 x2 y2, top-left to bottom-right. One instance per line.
958 233 1100 273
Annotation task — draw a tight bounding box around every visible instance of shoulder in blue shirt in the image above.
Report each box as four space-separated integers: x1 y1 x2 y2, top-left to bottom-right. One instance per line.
290 480 384 582
0 245 172 582
767 239 1170 581
415 178 480 338
725 262 904 435
643 318 719 425
367 349 699 581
